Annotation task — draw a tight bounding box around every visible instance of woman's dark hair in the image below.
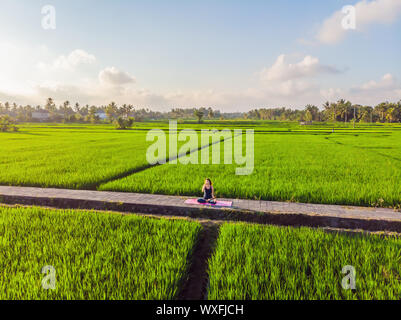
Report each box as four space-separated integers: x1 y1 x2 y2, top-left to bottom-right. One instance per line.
205 178 212 185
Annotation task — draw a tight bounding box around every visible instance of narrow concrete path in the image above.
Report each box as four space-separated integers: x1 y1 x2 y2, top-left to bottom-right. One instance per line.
1 186 400 232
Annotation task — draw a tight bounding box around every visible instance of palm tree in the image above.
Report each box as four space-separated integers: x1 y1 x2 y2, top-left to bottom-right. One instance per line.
208 108 214 119
121 104 133 119
106 102 118 122
73 102 81 113
45 98 56 112
336 99 351 122
322 101 337 122
194 109 204 123
375 102 389 122
305 110 313 122
304 104 319 121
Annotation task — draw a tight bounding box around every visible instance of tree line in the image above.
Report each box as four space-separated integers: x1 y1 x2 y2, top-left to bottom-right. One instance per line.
1 98 401 124
0 99 234 123
245 100 401 123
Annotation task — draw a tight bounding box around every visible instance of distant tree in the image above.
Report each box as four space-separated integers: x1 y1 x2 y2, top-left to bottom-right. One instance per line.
194 109 204 123
0 115 18 132
304 105 319 121
4 102 10 113
114 117 134 129
106 102 118 123
358 106 372 123
12 103 18 113
120 104 133 119
322 101 337 122
73 102 81 113
16 105 32 122
60 101 73 121
207 108 214 119
80 104 89 116
385 104 399 123
336 99 351 122
85 106 100 123
247 109 261 120
305 110 313 122
170 108 181 119
375 102 389 123
45 98 56 112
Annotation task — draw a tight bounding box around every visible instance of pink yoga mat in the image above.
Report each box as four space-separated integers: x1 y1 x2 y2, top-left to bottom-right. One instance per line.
184 198 233 207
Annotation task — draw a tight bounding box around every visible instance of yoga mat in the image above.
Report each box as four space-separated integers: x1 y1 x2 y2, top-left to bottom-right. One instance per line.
184 198 233 207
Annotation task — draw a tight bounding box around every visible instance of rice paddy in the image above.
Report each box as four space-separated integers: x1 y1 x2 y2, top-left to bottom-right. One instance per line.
208 223 401 300
0 206 201 299
1 122 401 207
1 121 401 206
99 124 401 207
2 204 400 300
0 124 198 189
2 122 401 300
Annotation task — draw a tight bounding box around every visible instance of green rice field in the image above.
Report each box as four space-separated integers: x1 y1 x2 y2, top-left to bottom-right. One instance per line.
0 206 201 299
1 205 400 300
99 123 401 207
0 123 197 189
1 121 401 207
208 223 401 300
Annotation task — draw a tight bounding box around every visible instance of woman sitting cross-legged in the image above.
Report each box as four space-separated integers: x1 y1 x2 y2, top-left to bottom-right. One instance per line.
198 178 217 205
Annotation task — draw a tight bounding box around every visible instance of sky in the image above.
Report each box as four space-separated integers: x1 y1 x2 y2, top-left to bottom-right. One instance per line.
0 0 400 112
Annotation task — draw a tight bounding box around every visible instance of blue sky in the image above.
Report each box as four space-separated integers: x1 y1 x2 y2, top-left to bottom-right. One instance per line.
0 0 400 111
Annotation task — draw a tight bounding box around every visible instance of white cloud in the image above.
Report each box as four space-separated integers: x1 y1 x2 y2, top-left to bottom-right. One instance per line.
0 42 398 111
320 74 401 106
38 49 96 71
317 0 401 44
260 54 340 82
255 54 340 100
0 90 23 103
98 67 136 86
260 79 316 98
4 73 400 112
317 10 350 45
35 83 93 104
357 73 397 90
320 87 346 101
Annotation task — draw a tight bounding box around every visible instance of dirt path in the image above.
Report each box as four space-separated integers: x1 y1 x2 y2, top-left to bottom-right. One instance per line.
1 185 401 233
176 221 221 300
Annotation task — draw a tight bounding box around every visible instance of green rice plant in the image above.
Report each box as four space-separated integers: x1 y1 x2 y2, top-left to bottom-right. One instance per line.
100 129 401 207
2 122 401 207
0 206 201 299
208 223 401 300
0 124 196 189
